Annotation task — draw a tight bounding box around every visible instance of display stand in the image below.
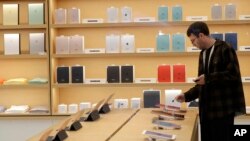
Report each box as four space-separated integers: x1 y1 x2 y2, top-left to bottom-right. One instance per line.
99 103 111 114
99 93 114 114
65 109 85 131
44 118 71 141
67 120 82 131
46 130 68 141
79 99 104 121
85 109 100 121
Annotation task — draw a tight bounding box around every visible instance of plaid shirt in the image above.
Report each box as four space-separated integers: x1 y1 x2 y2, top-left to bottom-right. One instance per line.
184 40 246 121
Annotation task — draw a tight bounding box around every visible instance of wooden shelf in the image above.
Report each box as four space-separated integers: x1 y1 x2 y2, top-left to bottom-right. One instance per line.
0 113 50 116
51 51 250 58
51 20 250 29
0 54 48 59
52 83 196 88
52 82 250 88
0 24 47 30
52 52 199 58
0 84 49 89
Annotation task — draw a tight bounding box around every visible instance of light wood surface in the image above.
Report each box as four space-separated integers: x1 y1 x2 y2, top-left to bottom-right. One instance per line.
110 108 198 141
28 109 138 141
28 109 198 141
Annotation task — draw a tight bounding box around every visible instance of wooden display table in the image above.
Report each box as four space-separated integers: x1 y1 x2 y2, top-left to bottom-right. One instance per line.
110 108 198 141
28 109 138 141
28 109 198 141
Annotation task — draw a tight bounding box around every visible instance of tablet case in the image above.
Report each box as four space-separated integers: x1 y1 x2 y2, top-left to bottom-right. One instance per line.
107 7 119 23
3 4 19 25
172 33 185 52
121 34 135 53
173 64 186 82
131 98 141 109
57 66 70 83
107 65 120 83
67 7 81 24
56 36 70 54
210 33 224 41
225 32 237 50
143 90 161 108
172 5 182 21
158 65 171 82
54 8 67 24
156 34 170 52
165 89 182 108
158 6 168 21
114 99 129 108
29 33 45 54
225 3 236 20
71 65 84 83
121 6 132 22
4 33 20 55
106 34 120 53
121 65 134 83
28 3 44 24
211 4 222 20
69 35 84 54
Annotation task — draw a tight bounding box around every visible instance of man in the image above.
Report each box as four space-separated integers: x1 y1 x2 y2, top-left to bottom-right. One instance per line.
175 21 246 141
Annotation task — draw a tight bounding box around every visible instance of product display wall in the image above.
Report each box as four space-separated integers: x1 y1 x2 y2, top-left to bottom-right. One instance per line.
0 0 50 116
0 0 250 116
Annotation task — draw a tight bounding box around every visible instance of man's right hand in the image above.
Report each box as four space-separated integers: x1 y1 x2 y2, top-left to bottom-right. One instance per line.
174 94 185 103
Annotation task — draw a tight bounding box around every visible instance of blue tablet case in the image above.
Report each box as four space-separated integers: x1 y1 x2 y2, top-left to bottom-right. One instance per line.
143 90 160 108
156 34 170 52
172 6 182 21
210 33 224 41
172 34 185 52
225 33 237 50
158 6 168 21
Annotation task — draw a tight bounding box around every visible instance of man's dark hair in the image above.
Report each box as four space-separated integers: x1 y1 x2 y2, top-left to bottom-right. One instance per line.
186 21 210 37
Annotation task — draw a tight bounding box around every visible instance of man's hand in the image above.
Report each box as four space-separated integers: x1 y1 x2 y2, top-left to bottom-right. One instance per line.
193 74 205 85
174 94 185 103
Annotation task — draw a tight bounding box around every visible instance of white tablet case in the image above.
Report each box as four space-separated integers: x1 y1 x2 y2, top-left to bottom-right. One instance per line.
3 4 19 25
56 36 70 54
211 4 222 20
29 33 45 54
68 104 78 113
114 99 128 109
67 7 81 24
165 89 182 108
121 6 132 22
69 35 85 54
107 7 119 23
131 98 141 109
106 34 120 53
79 102 91 110
58 104 67 113
4 33 20 55
225 3 236 20
121 34 135 53
54 8 67 24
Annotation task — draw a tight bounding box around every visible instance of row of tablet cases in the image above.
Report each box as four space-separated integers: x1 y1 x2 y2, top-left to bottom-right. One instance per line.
3 33 45 55
56 64 186 83
54 3 237 24
2 3 44 25
211 32 238 50
55 31 238 54
55 33 186 54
